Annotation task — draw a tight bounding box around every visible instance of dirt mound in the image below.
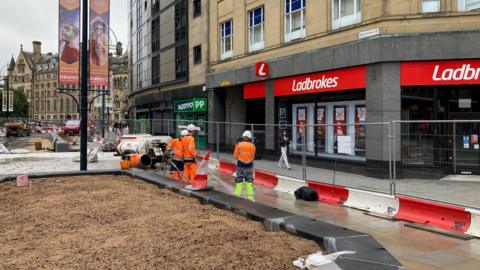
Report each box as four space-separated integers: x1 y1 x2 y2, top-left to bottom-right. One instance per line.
0 175 319 269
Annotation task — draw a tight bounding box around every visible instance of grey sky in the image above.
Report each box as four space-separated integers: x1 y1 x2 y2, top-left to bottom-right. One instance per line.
0 0 128 73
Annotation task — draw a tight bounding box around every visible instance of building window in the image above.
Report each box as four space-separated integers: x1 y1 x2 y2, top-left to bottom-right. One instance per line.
152 55 160 85
193 45 202 64
175 44 187 79
423 0 440 12
458 0 480 11
220 20 233 60
193 0 201 17
248 6 264 52
152 18 160 53
285 0 306 43
332 0 361 30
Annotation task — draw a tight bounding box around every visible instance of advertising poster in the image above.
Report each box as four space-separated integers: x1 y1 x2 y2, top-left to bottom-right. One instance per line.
59 0 81 86
297 107 307 136
89 0 110 88
334 106 347 135
94 71 113 108
316 106 326 136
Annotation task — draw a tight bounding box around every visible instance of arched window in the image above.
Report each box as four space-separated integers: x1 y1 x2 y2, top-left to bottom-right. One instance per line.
53 100 57 111
47 100 51 112
60 99 64 112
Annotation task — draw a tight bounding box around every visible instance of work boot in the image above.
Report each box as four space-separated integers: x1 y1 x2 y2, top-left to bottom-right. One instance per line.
234 183 244 197
246 182 255 202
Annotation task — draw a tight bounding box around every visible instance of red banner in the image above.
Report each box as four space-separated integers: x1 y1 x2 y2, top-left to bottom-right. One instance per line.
59 0 81 86
401 60 480 86
89 0 110 88
274 66 366 97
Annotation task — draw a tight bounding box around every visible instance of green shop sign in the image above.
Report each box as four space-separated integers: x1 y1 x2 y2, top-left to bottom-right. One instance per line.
174 98 208 113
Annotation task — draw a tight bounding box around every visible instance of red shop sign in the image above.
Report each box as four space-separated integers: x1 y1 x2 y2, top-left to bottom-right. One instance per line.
274 66 366 97
256 62 269 78
401 60 480 86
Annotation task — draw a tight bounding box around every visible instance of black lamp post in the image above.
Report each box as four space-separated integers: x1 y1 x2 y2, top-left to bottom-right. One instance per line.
79 0 89 171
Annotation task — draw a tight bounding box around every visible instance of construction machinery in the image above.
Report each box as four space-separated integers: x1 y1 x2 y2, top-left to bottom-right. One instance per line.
4 121 31 138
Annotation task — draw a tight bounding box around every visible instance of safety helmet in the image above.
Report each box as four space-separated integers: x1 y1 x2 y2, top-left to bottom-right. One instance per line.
180 129 188 136
187 124 196 132
242 130 252 139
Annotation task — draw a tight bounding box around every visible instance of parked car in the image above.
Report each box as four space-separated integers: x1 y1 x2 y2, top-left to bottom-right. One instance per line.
63 120 81 135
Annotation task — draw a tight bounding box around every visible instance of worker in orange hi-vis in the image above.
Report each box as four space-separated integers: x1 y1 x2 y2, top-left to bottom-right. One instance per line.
166 130 187 180
234 130 256 201
182 124 198 183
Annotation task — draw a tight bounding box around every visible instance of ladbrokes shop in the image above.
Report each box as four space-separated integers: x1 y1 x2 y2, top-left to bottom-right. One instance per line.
206 34 480 178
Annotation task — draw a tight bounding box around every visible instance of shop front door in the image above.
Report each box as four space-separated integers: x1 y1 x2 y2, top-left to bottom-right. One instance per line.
448 114 480 175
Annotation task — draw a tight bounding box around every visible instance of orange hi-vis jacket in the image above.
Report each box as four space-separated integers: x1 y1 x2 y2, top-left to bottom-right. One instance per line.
234 141 256 166
167 138 184 161
182 135 196 162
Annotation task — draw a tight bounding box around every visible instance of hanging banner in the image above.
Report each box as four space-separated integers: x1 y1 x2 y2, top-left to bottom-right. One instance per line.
59 0 81 86
94 71 113 108
89 0 110 88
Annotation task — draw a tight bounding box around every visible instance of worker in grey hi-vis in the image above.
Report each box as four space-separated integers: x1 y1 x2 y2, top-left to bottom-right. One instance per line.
233 130 256 201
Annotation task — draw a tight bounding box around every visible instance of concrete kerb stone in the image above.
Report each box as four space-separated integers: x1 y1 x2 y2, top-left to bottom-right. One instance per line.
344 188 399 217
274 175 307 194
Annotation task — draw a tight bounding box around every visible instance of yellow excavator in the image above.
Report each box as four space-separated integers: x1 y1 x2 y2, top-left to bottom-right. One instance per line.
4 121 31 138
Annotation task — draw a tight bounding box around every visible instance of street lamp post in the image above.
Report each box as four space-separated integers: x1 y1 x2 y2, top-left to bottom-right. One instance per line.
80 0 89 171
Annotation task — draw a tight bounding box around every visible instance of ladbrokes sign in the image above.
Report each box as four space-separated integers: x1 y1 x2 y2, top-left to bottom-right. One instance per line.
274 66 366 97
401 60 480 86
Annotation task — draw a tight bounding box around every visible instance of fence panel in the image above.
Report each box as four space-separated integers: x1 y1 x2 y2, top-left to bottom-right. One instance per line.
394 120 480 208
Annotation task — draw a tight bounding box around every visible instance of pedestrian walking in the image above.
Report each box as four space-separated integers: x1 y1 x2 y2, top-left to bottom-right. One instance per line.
234 130 256 201
278 130 292 170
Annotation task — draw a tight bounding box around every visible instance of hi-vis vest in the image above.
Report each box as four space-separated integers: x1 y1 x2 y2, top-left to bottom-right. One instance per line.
234 141 256 164
167 138 183 161
182 135 196 162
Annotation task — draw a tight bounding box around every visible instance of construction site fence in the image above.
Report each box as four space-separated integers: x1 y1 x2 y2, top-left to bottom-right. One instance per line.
3 117 480 209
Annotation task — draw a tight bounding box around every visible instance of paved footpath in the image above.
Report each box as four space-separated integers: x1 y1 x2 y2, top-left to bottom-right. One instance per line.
0 152 120 176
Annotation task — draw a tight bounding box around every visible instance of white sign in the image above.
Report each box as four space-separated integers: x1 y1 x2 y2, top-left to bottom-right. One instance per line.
358 28 380 39
337 136 352 155
459 98 472 109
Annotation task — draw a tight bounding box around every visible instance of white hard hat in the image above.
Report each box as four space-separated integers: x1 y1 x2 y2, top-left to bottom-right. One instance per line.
187 124 196 131
242 130 252 139
180 130 188 136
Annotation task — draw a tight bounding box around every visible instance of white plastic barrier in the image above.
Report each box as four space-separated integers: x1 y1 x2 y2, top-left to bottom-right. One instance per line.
208 158 220 170
274 175 307 195
466 208 480 237
344 188 399 217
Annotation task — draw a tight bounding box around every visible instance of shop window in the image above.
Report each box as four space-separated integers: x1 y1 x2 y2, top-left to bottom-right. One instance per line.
332 0 361 30
248 6 264 52
193 45 202 64
193 0 201 17
220 20 233 60
175 44 187 79
423 0 440 12
458 0 480 11
285 0 306 42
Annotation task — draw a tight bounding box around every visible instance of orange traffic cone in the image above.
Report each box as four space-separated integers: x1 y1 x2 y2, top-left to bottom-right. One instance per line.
185 151 213 191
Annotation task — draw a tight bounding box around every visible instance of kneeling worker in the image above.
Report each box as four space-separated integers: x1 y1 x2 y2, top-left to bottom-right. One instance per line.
166 130 187 180
233 130 256 201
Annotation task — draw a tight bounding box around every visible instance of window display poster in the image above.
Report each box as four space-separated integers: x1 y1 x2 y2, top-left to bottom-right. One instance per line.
338 135 352 155
356 105 366 123
297 107 307 136
334 106 347 135
279 107 287 119
316 106 326 136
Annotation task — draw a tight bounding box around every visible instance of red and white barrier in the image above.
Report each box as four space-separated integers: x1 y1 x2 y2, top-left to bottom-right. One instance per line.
344 189 399 217
211 157 480 238
394 195 471 233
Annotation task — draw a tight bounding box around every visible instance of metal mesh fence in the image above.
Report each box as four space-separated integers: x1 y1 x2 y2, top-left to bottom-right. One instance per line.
393 120 480 208
3 116 480 209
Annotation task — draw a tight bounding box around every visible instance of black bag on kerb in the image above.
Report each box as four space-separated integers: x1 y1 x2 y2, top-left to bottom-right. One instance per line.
294 187 318 201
